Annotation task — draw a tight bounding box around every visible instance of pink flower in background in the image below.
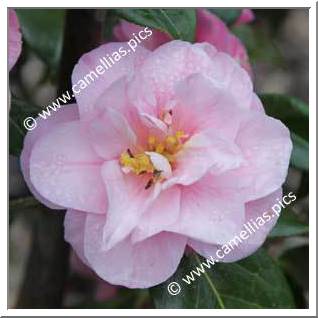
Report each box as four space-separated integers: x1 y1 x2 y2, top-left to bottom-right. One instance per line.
114 9 253 74
235 9 255 26
21 39 292 288
8 9 22 71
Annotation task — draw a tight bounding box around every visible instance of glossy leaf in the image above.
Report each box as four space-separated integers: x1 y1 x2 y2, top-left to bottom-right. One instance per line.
150 249 295 309
260 94 309 141
116 9 196 42
260 94 309 170
233 24 283 64
269 208 308 237
16 9 66 69
290 133 309 171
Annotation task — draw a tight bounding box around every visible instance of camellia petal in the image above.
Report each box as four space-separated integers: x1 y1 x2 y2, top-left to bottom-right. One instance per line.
167 174 246 245
29 121 107 214
100 160 160 251
21 104 79 210
212 113 292 202
8 9 22 71
72 42 149 120
83 213 187 288
188 188 282 262
132 186 181 242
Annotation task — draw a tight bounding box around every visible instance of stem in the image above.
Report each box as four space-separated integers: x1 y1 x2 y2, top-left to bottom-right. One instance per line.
16 207 69 308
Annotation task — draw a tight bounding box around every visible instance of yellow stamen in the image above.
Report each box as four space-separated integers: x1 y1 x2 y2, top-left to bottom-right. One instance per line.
155 143 165 154
148 135 156 151
120 151 154 175
119 131 187 176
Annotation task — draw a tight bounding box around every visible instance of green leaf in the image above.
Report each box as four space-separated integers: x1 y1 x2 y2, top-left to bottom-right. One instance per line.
101 10 120 41
209 9 241 25
116 9 196 42
9 97 39 156
233 25 283 65
278 246 308 308
260 94 309 141
290 133 309 171
16 9 66 69
259 94 309 171
269 209 309 237
150 249 295 309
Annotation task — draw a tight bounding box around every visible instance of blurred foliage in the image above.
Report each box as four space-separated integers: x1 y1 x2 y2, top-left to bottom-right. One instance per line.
16 9 66 74
290 133 309 171
68 288 150 309
269 208 309 237
232 24 283 66
278 246 308 308
100 10 120 41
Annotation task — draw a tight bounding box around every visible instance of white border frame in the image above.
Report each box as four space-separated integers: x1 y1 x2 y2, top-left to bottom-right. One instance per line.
2 0 316 316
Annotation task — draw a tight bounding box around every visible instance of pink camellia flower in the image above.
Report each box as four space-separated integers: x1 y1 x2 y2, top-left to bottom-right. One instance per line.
21 40 292 288
8 9 22 71
113 9 253 74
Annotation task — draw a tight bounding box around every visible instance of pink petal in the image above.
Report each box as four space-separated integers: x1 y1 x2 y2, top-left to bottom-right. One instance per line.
140 112 168 134
250 93 265 113
196 9 252 75
204 51 253 108
212 113 292 202
65 209 89 265
235 9 255 26
146 152 172 178
72 42 149 120
189 188 282 262
91 78 155 148
128 41 216 108
132 186 181 242
172 74 248 140
168 174 245 245
8 9 22 70
129 41 252 115
29 121 107 213
101 160 160 251
88 106 137 160
164 129 243 188
113 20 171 50
20 104 79 210
83 213 187 288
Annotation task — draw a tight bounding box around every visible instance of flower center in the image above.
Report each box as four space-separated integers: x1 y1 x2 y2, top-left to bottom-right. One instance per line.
119 130 187 188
